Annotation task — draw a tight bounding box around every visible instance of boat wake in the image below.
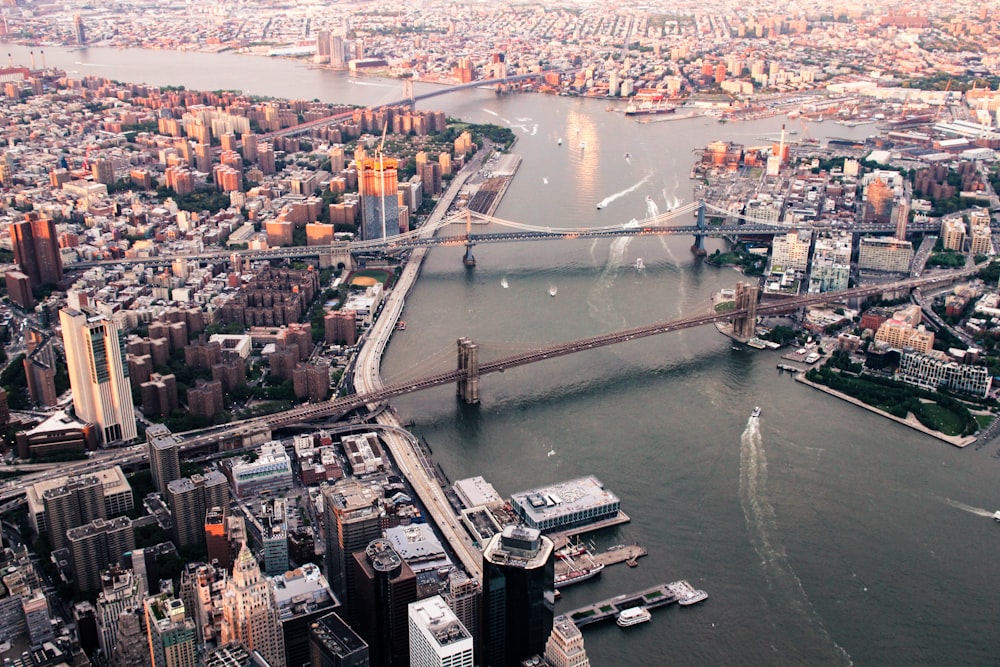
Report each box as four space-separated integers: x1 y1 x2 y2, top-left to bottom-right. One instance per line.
943 498 995 518
595 172 652 210
646 198 659 218
740 419 852 666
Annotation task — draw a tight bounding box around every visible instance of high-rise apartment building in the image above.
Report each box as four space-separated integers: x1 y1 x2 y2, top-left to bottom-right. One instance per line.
110 608 150 667
42 474 105 551
147 425 181 496
167 471 230 549
309 612 369 667
11 213 63 289
358 157 400 240
220 544 286 667
408 595 474 667
481 525 555 667
60 308 136 445
322 479 383 603
330 31 347 69
73 14 86 44
66 516 135 593
349 539 417 667
145 594 197 667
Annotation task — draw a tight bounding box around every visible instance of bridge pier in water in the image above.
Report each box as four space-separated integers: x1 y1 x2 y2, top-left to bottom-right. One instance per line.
456 337 480 404
462 209 476 267
691 199 707 256
732 281 759 339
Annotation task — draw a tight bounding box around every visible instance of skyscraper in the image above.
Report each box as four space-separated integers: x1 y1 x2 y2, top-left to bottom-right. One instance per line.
309 612 369 667
147 425 181 496
66 516 135 593
481 525 555 667
96 566 145 658
60 308 136 445
544 615 590 667
357 156 400 240
144 594 197 667
322 479 382 603
11 213 63 289
408 595 474 667
42 474 105 551
73 14 86 44
220 544 286 667
349 539 417 667
330 31 347 69
166 471 229 549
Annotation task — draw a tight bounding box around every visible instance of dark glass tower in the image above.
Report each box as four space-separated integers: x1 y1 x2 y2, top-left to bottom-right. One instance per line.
481 525 555 667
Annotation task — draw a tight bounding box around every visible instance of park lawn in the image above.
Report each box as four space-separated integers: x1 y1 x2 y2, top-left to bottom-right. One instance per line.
916 403 966 436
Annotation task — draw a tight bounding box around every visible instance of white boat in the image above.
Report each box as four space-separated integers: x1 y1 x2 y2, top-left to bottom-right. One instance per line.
624 152 631 159
549 286 558 297
994 511 1000 522
678 590 708 606
596 203 605 210
500 277 509 289
635 258 645 270
557 138 562 145
751 406 761 418
617 607 652 627
555 562 604 588
580 141 586 149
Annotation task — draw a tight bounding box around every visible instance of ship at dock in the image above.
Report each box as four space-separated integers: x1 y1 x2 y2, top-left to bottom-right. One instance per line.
625 101 677 116
555 562 605 588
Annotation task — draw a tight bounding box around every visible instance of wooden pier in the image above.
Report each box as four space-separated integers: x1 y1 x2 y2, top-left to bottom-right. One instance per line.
553 543 647 580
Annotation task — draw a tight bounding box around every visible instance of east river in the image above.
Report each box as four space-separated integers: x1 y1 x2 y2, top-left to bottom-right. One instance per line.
9 44 1000 666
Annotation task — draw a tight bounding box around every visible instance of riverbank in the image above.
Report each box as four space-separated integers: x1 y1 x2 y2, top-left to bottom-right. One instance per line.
795 373 976 448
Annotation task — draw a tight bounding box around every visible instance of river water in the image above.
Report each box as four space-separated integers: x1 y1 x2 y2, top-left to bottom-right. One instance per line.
9 43 1000 666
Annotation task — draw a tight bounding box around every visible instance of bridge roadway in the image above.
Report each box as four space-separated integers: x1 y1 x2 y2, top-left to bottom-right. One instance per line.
68 221 940 270
260 71 557 140
177 266 980 451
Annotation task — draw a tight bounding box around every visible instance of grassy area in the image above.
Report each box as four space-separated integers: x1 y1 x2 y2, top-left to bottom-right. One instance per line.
915 403 966 436
975 413 995 430
715 301 736 313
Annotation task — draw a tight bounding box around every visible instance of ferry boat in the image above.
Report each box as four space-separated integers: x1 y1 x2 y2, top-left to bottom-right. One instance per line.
616 607 652 627
554 562 604 588
678 589 708 606
751 406 761 418
624 101 676 116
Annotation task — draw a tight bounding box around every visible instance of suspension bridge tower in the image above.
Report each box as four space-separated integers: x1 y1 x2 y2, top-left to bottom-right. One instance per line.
456 337 480 404
732 281 759 340
462 210 476 267
403 78 415 109
691 199 708 256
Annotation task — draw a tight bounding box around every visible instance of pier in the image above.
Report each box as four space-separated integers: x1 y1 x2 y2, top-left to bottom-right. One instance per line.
554 543 647 582
562 579 705 629
776 363 802 374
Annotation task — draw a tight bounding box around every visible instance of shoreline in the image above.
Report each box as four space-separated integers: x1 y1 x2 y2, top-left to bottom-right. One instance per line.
794 372 975 448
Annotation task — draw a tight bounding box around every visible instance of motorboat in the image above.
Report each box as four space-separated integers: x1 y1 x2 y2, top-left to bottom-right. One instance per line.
751 406 761 418
678 590 708 606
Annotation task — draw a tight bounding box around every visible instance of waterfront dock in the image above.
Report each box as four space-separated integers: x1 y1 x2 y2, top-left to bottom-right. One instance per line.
550 511 632 550
553 543 647 581
563 579 705 629
776 363 801 374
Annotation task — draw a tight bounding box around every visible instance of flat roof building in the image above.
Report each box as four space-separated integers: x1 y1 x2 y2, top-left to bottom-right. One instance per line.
509 476 621 533
408 595 473 667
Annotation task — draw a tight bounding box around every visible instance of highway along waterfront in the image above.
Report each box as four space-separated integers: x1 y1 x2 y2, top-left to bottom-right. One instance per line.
8 43 1000 665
